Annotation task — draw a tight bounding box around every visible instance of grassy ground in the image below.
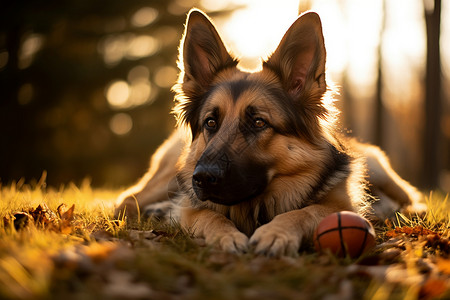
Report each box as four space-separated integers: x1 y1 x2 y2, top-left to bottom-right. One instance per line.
0 179 449 300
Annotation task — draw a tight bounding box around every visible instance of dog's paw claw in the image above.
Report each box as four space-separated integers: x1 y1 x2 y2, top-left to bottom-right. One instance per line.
219 232 249 254
249 225 301 257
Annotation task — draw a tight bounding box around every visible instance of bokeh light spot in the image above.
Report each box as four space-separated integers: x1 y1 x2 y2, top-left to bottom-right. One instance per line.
126 35 159 59
130 81 152 106
131 7 159 27
109 113 133 136
19 34 44 69
154 66 178 88
128 65 150 82
106 80 130 109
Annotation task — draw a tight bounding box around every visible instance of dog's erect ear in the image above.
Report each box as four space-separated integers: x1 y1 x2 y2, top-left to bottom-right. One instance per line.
265 12 326 101
174 9 237 138
180 9 237 89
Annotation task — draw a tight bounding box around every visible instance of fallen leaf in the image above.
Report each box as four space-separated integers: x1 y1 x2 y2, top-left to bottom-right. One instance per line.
436 258 450 275
57 204 75 234
12 212 34 230
385 226 437 238
57 203 74 221
419 278 448 300
29 203 58 227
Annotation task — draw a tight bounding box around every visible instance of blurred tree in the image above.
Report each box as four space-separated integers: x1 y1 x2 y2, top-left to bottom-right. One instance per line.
0 0 236 187
374 0 386 147
423 0 442 189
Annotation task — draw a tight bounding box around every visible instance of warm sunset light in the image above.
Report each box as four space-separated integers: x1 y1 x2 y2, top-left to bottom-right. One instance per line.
218 0 426 100
1 0 449 189
1 1 450 299
217 0 300 70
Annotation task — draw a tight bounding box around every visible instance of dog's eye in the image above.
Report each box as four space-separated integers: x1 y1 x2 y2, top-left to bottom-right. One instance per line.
253 118 267 129
205 118 217 129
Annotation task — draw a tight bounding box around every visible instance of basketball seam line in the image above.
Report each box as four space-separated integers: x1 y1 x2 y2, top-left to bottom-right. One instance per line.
357 226 369 257
315 226 370 240
338 212 347 257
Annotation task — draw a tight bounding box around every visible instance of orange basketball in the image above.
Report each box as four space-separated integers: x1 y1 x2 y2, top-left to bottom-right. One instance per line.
314 211 376 258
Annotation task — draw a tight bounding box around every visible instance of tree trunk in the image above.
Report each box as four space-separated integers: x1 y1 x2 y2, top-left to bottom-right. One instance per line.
422 0 442 189
374 0 386 147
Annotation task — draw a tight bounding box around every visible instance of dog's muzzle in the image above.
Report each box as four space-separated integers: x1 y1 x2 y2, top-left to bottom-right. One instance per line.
191 150 268 206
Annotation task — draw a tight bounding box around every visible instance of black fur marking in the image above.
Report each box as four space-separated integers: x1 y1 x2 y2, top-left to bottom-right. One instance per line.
257 203 271 226
261 65 327 143
262 84 314 139
228 79 253 102
303 145 351 206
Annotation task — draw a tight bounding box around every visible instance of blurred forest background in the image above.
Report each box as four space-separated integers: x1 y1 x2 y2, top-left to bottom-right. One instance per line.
0 0 449 193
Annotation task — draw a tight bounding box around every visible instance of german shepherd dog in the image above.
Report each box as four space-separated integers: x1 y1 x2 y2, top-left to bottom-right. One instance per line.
115 9 424 256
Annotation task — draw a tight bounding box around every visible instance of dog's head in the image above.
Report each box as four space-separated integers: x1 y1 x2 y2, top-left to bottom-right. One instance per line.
174 9 331 206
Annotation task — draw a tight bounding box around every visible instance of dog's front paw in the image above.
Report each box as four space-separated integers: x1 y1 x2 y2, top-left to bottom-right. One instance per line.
249 223 301 257
207 231 249 254
143 201 179 222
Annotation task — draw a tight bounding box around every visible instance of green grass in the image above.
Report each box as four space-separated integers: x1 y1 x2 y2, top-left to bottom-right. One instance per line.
0 180 449 300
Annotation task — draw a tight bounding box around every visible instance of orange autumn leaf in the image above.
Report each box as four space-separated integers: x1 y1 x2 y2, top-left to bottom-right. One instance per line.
436 258 450 275
419 278 448 300
58 204 75 234
385 226 437 238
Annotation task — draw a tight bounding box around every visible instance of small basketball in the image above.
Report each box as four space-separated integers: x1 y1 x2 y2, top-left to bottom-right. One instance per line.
314 211 376 258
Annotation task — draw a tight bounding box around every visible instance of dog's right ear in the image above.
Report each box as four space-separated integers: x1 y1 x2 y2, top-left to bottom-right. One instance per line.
174 9 237 138
179 9 237 90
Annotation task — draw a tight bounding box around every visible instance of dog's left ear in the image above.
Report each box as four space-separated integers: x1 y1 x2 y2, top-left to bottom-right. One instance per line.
265 12 326 101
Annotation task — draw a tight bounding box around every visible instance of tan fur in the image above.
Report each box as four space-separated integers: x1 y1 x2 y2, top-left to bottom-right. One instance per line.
115 9 424 256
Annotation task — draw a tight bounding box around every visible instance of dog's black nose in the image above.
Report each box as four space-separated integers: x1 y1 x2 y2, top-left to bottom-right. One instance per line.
192 165 221 189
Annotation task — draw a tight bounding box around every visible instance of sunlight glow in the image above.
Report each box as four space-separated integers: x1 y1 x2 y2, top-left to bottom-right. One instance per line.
220 0 299 70
439 1 450 84
200 0 233 11
381 0 426 106
222 0 425 99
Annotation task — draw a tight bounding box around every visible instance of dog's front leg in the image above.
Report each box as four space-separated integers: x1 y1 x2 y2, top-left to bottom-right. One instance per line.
249 204 349 257
181 207 249 253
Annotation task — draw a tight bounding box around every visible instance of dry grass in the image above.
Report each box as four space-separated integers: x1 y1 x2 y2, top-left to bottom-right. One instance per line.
0 179 449 300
